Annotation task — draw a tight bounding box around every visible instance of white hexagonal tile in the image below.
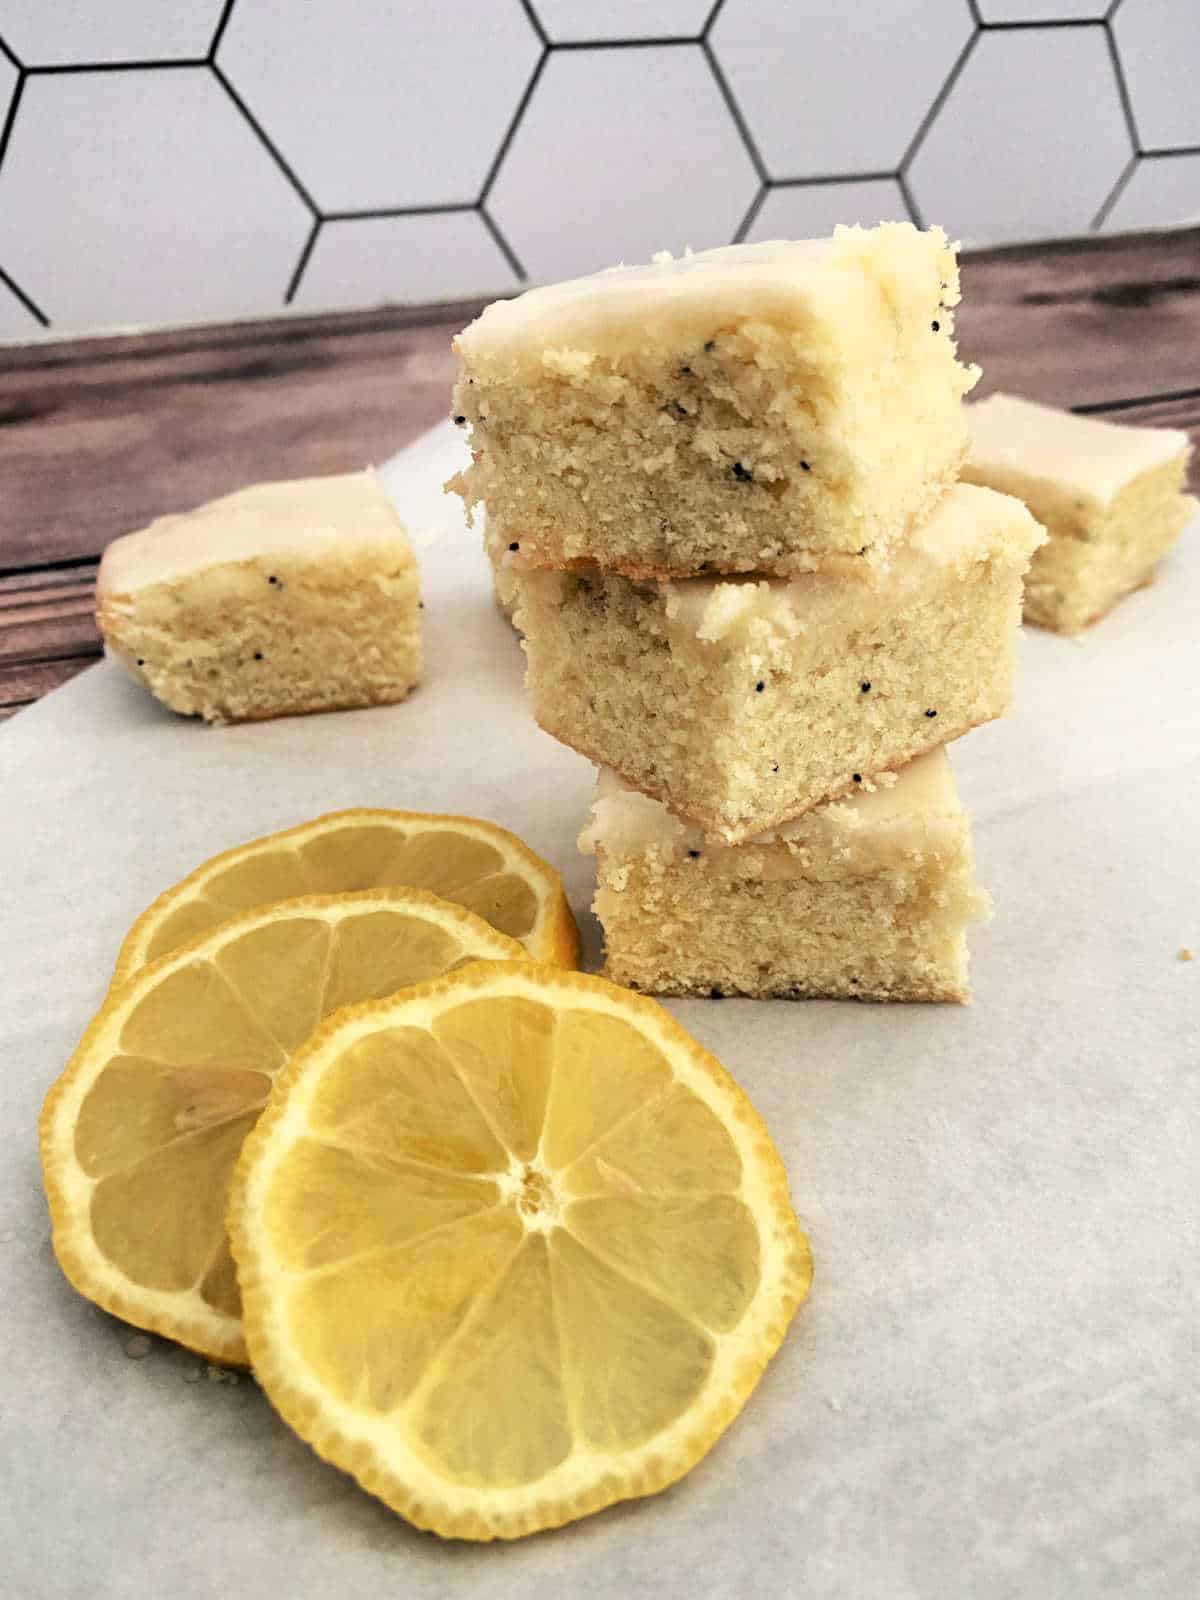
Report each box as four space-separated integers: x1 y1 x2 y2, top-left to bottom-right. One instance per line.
293 211 519 312
1101 152 1200 233
534 1 712 41
978 1 1107 17
0 2 222 65
489 45 758 282
0 45 16 110
0 273 42 341
219 0 542 212
710 0 973 178
0 70 312 332
908 28 1131 245
1113 0 1200 152
746 179 910 243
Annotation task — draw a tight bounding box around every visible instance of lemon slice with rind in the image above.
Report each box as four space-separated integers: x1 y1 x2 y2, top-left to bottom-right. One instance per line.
110 809 579 985
229 961 811 1540
40 890 526 1365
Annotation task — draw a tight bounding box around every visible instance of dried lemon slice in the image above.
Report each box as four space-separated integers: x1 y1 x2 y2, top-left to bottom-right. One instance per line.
40 890 525 1365
229 961 811 1540
111 809 579 984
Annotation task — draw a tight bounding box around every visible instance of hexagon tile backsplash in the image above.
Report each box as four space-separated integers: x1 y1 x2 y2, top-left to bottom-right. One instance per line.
0 0 1196 341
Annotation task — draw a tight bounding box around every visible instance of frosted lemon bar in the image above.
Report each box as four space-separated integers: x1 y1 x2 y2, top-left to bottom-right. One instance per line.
96 472 422 724
451 223 978 579
580 751 990 1002
516 484 1043 843
963 393 1196 634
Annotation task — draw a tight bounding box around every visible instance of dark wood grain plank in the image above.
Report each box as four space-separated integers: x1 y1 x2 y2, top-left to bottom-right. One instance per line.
0 561 103 718
2 304 467 572
0 654 96 718
959 227 1200 408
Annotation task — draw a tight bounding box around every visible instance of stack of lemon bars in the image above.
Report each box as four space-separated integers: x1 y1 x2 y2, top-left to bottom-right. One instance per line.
453 223 1045 1002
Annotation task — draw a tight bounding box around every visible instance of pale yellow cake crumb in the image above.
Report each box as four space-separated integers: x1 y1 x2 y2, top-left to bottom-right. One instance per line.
517 483 1043 842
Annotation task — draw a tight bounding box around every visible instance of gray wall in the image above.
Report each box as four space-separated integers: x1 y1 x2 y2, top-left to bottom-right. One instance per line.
0 0 1196 340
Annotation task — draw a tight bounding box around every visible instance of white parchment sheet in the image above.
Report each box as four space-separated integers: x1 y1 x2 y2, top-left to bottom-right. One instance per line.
2 423 1196 1599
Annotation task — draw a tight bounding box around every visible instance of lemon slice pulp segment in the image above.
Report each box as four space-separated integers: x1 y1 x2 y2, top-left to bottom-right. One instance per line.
40 889 526 1364
230 962 812 1540
111 809 580 985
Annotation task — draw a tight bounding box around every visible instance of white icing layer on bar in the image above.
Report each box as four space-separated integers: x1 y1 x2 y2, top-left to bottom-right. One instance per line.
581 749 960 868
967 393 1188 507
98 471 407 595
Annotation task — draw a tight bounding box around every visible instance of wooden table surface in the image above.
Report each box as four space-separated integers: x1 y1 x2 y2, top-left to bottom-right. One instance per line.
2 226 1197 723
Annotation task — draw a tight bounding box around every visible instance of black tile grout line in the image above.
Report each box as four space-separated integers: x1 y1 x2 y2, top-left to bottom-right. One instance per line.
1103 19 1141 157
769 170 897 190
978 17 1106 28
478 206 527 281
518 0 549 48
476 47 548 207
1090 153 1138 231
209 62 320 217
898 25 978 178
0 65 24 169
283 217 322 305
963 0 982 25
702 0 728 37
550 35 707 50
894 170 922 230
702 38 768 185
25 59 210 75
731 184 767 245
0 260 48 326
0 34 21 70
1105 0 1128 18
1074 385 1200 415
321 202 479 223
1141 144 1200 159
209 0 239 60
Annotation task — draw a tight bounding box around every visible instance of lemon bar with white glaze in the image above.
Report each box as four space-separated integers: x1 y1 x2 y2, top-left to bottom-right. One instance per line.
580 750 990 1003
96 472 422 724
451 224 978 580
516 484 1043 844
962 392 1196 634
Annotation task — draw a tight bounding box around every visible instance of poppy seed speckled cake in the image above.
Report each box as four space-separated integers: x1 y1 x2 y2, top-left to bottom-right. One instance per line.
514 484 1043 843
96 472 422 725
580 750 990 1002
451 224 979 580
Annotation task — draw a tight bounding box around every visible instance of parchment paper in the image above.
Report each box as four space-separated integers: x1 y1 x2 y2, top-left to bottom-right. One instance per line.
2 422 1197 1599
